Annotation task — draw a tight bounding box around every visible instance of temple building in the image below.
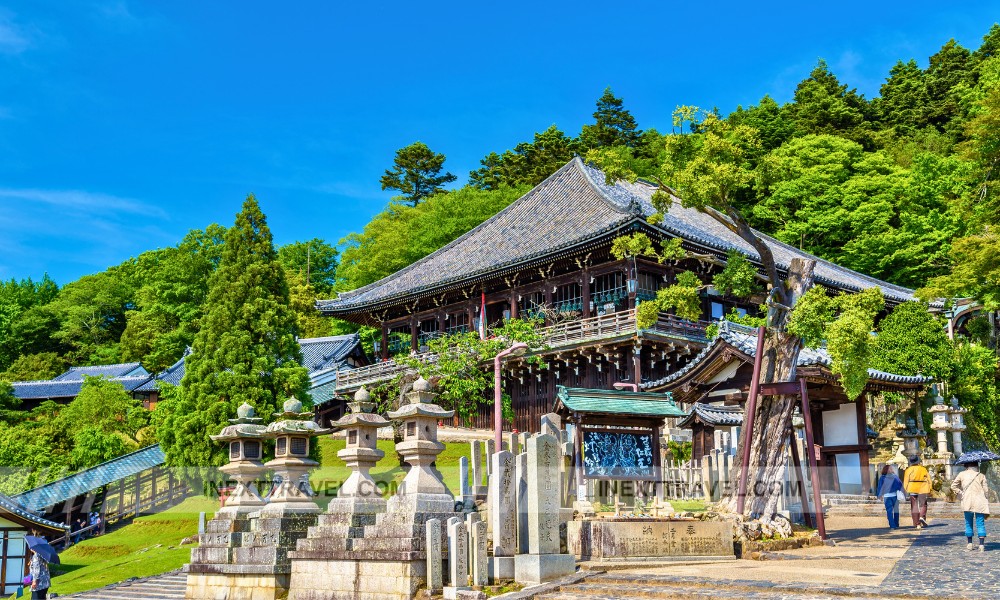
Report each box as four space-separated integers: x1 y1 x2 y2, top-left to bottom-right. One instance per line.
318 157 926 438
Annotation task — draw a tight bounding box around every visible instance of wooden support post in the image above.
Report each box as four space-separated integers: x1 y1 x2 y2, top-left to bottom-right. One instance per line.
736 326 766 515
789 431 813 528
633 343 642 388
134 475 142 518
381 324 389 360
510 289 518 319
582 270 591 318
857 395 872 494
800 378 826 540
410 317 418 353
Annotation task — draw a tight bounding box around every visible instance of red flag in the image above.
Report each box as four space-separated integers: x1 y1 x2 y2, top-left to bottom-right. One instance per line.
479 291 487 340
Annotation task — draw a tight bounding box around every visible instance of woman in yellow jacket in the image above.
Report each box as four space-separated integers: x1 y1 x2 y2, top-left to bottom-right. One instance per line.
903 456 931 528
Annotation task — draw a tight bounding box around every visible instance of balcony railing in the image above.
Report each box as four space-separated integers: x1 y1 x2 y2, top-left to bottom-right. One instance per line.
334 310 709 391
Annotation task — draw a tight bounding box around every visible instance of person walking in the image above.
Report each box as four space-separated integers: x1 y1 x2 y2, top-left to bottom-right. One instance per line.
903 456 931 528
28 545 51 599
877 464 904 529
951 461 990 551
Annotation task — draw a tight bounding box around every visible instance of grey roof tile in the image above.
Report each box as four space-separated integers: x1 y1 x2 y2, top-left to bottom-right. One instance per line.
319 158 917 314
53 362 148 381
678 403 745 428
0 494 69 532
642 321 933 389
13 375 153 400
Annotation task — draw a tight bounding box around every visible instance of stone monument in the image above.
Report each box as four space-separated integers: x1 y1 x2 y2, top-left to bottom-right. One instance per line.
289 377 459 600
290 387 390 596
185 403 267 599
488 450 516 581
186 398 329 600
513 433 575 585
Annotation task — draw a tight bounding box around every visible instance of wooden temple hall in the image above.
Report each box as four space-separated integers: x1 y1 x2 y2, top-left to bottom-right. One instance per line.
317 158 926 436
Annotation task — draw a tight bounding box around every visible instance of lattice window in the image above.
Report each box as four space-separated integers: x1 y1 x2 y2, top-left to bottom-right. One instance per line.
244 440 260 459
553 282 582 314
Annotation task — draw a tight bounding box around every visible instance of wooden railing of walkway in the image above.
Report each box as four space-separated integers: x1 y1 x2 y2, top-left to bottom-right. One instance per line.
335 310 710 392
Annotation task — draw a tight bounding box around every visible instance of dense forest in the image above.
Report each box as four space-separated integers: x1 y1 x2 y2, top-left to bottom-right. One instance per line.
1 24 1000 482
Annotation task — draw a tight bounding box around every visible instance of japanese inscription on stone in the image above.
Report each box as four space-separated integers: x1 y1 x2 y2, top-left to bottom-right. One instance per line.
490 450 517 556
527 433 560 555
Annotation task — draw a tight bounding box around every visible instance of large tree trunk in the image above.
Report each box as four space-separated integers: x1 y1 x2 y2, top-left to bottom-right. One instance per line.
722 257 815 518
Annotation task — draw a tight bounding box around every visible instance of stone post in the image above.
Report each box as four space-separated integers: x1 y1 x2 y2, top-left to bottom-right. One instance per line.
515 451 529 555
949 397 967 458
472 441 487 499
513 434 575 585
458 456 472 508
446 520 469 595
426 519 443 594
472 520 488 587
489 450 516 581
930 399 951 457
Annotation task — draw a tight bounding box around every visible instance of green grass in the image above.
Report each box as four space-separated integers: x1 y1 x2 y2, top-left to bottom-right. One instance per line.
50 495 219 596
670 499 708 512
49 439 479 595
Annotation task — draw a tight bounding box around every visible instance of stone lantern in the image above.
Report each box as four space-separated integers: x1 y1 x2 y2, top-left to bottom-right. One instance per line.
210 402 267 515
386 376 455 512
261 396 331 515
329 386 390 510
949 396 968 457
929 386 952 457
900 416 924 461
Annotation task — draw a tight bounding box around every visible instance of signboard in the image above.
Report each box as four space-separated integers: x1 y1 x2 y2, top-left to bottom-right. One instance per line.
582 428 657 480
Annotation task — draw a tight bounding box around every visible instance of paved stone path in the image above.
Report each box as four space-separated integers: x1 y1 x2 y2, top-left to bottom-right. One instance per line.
62 570 186 600
880 517 1000 598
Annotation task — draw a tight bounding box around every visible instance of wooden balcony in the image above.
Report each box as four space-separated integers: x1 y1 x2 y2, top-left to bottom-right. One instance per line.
334 310 709 392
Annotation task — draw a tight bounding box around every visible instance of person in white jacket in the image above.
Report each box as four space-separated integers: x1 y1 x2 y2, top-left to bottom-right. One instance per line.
951 462 991 552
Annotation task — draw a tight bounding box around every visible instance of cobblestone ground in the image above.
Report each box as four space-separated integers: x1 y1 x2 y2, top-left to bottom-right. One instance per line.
879 517 1000 598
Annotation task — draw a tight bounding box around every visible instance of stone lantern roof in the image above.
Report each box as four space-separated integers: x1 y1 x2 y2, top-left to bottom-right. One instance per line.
265 397 332 436
333 387 389 428
387 377 454 420
210 402 267 441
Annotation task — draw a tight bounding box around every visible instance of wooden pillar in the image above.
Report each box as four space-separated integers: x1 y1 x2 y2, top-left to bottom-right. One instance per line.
632 343 642 386
380 323 389 361
800 378 827 540
544 285 553 319
410 316 418 352
857 394 872 493
510 289 518 319
582 270 591 318
789 431 813 528
134 474 142 517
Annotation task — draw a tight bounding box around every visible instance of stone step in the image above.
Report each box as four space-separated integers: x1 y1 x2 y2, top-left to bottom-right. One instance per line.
64 571 187 600
536 583 850 599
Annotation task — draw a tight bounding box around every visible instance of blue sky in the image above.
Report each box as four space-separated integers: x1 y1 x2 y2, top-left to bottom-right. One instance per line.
1 1 998 285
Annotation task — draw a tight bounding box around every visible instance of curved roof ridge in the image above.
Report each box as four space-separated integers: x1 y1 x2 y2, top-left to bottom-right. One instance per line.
328 159 587 304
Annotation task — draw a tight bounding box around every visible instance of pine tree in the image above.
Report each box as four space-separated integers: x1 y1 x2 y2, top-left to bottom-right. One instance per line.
158 195 310 468
380 142 457 206
580 87 643 149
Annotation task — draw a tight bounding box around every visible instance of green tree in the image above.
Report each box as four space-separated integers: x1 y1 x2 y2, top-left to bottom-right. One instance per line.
71 427 133 469
874 59 929 135
337 185 528 290
58 376 149 445
120 226 226 373
784 60 872 145
726 95 795 151
1 352 68 382
469 125 578 190
286 269 333 339
869 302 953 381
278 239 339 295
579 87 643 149
923 39 974 137
0 275 59 371
159 195 310 468
380 142 457 206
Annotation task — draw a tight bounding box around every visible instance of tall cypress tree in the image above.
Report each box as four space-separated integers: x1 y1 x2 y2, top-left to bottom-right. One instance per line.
158 195 310 468
580 87 643 149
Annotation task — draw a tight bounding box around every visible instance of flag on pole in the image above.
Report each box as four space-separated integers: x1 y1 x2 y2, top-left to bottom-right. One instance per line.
479 291 487 340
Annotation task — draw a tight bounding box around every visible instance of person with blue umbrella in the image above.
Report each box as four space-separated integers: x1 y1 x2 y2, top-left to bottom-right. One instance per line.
24 534 58 599
951 450 998 552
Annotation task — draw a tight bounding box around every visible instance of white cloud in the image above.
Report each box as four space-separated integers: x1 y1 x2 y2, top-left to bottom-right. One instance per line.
0 187 168 219
0 12 30 55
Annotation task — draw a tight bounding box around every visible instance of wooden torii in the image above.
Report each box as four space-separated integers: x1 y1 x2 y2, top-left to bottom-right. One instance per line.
735 326 827 540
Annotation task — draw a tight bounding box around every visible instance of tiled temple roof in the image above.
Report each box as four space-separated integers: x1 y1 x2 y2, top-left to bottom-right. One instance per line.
0 494 69 533
12 375 153 400
553 385 686 418
318 158 917 315
299 334 361 373
643 321 933 390
53 362 148 381
14 445 165 512
677 403 744 429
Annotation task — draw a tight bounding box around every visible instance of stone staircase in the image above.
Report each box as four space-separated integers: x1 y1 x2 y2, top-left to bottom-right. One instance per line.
63 570 186 600
529 572 963 600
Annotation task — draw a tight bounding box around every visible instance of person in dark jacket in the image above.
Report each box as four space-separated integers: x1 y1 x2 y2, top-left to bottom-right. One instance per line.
877 463 904 529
